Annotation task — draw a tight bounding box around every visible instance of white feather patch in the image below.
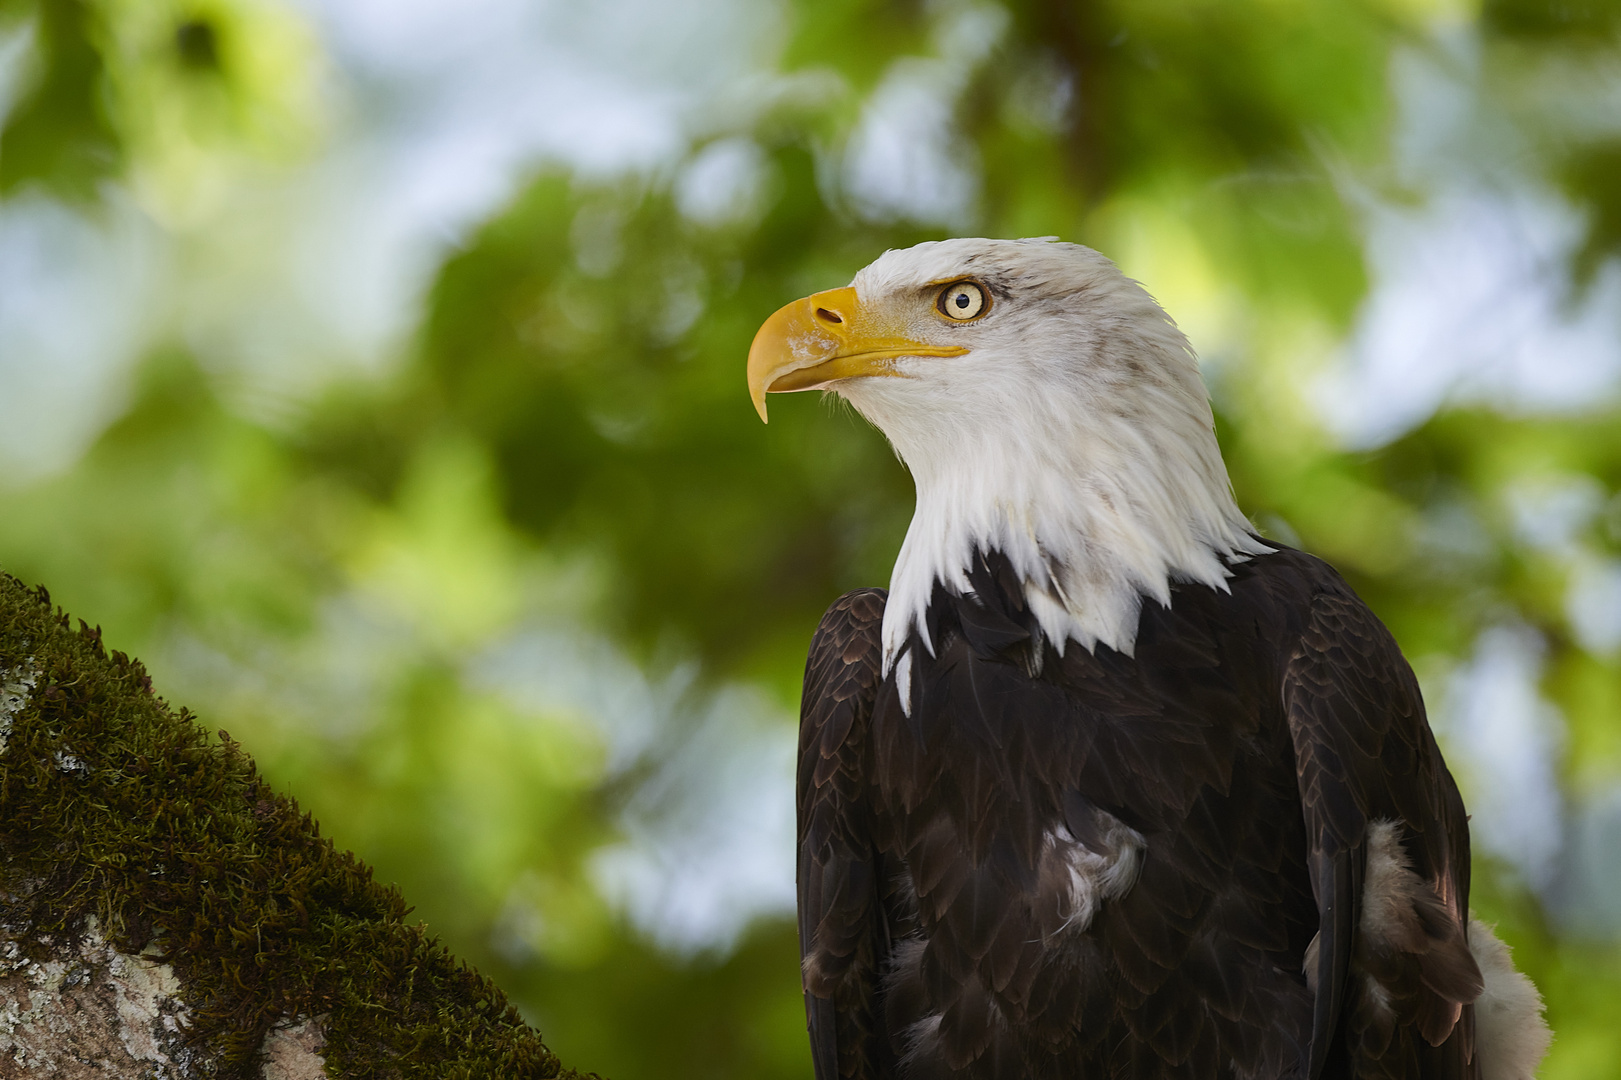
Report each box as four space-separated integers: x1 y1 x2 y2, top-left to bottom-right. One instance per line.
1326 822 1550 1077
1360 820 1429 952
1468 919 1552 1080
894 647 914 718
1040 818 1145 935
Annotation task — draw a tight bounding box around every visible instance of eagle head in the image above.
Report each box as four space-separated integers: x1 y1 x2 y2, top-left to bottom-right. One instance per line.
747 238 1264 675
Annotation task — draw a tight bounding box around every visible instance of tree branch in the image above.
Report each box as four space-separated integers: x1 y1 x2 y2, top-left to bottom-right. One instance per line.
0 573 594 1080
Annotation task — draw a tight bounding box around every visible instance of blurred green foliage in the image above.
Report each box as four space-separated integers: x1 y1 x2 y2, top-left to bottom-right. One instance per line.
3 1 1621 1078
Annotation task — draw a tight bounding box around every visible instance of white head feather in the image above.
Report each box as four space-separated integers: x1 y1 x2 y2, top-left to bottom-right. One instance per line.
831 238 1265 675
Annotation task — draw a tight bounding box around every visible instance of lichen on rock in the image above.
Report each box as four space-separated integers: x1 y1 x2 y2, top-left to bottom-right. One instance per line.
260 1018 329 1080
0 916 196 1078
0 916 331 1079
0 657 37 755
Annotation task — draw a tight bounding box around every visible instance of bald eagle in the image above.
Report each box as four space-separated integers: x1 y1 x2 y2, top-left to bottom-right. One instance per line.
746 240 1550 1080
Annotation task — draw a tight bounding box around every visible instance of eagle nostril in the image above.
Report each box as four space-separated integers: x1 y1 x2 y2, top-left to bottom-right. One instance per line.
815 307 844 325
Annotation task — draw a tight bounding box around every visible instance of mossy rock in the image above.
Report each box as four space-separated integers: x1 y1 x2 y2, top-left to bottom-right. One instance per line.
0 573 594 1079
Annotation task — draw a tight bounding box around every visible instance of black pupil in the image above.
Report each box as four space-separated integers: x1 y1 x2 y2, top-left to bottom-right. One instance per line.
955 292 970 308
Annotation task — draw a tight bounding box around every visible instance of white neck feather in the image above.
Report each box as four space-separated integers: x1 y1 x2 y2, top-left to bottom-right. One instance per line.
872 393 1264 674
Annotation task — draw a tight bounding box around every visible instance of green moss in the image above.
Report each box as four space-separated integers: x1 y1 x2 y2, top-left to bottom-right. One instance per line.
0 573 596 1080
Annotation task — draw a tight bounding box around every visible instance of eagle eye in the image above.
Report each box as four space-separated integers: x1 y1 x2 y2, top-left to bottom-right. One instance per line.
937 281 988 321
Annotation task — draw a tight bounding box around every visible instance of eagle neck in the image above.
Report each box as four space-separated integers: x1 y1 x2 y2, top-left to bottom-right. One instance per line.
877 411 1264 677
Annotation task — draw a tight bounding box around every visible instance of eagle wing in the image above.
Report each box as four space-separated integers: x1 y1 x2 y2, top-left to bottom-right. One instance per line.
798 588 891 1080
1284 585 1484 1079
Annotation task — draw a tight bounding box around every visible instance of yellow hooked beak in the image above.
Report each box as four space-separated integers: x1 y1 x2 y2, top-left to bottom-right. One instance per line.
746 286 968 422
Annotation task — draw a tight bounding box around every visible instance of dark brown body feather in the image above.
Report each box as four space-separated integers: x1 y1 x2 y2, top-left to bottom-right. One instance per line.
796 544 1482 1080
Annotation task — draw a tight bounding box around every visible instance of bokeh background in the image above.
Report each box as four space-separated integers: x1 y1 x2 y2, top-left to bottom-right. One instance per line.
3 0 1620 1076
